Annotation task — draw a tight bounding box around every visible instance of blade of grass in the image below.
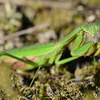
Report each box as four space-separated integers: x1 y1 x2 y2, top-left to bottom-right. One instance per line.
29 65 42 88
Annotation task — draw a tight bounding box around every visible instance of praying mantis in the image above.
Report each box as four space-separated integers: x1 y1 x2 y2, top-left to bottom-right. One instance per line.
1 23 100 72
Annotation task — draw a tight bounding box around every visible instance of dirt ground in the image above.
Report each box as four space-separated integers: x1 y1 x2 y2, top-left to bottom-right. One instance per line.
0 0 100 100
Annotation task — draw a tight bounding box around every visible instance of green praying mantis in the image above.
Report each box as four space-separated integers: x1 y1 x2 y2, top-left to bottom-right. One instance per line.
1 23 100 72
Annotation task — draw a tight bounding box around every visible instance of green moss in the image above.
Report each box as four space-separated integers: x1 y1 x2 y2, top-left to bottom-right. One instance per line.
83 90 94 100
0 62 21 99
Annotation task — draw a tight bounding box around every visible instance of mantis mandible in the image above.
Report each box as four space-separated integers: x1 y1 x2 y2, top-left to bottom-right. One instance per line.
1 23 100 71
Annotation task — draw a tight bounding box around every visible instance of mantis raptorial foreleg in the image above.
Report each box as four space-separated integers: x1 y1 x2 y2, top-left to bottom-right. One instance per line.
55 30 97 65
71 30 96 56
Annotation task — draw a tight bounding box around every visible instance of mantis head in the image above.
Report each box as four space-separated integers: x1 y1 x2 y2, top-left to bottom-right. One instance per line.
84 24 100 37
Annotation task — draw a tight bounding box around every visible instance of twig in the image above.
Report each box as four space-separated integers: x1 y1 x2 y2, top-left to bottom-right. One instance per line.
0 23 50 41
0 0 73 9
